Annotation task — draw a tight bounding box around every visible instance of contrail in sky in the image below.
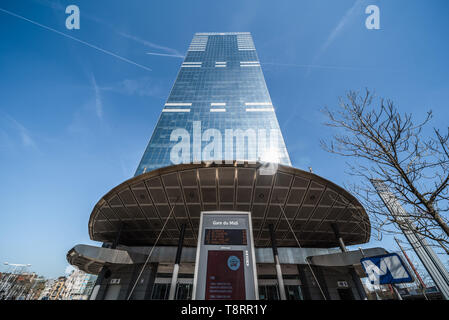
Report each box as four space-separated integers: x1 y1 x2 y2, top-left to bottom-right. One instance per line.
263 62 364 71
0 7 152 72
146 52 184 58
307 0 365 75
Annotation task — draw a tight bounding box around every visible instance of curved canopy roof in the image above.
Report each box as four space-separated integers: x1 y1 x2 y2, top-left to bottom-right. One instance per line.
88 162 370 248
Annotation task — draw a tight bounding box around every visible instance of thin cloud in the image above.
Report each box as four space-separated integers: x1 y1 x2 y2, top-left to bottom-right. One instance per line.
31 3 183 60
2 114 38 149
101 77 163 97
308 0 365 74
0 7 152 72
118 32 183 57
146 52 184 58
263 62 365 71
89 73 103 119
319 0 365 57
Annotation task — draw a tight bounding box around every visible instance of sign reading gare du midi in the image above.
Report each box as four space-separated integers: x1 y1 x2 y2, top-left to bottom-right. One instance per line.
193 212 258 300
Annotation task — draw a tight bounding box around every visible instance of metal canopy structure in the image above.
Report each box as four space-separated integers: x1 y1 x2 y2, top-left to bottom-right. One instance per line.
89 162 370 248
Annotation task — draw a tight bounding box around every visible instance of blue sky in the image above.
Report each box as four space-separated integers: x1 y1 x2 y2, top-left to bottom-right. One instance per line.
1 0 448 278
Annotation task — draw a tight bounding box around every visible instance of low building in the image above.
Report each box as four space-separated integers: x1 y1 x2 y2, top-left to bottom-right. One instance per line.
62 269 97 300
39 279 55 300
48 277 66 300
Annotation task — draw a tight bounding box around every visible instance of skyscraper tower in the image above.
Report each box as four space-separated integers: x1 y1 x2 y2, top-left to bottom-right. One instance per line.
136 32 290 175
67 33 382 301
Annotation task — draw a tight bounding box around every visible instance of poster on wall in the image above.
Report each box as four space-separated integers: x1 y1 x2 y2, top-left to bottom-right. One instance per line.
193 211 258 300
205 250 246 300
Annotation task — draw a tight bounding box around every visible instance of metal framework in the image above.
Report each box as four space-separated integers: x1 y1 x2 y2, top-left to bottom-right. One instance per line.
88 162 371 248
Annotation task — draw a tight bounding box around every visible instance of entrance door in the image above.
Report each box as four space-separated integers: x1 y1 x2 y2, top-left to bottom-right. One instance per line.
151 283 169 300
258 285 280 300
258 280 280 300
104 285 121 300
337 288 355 300
176 278 193 300
285 285 303 300
176 283 193 300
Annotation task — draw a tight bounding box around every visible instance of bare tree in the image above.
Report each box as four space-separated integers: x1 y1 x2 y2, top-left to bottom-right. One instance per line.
321 89 449 252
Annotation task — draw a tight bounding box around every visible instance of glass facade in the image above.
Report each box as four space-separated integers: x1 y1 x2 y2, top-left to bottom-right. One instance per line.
135 32 291 176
